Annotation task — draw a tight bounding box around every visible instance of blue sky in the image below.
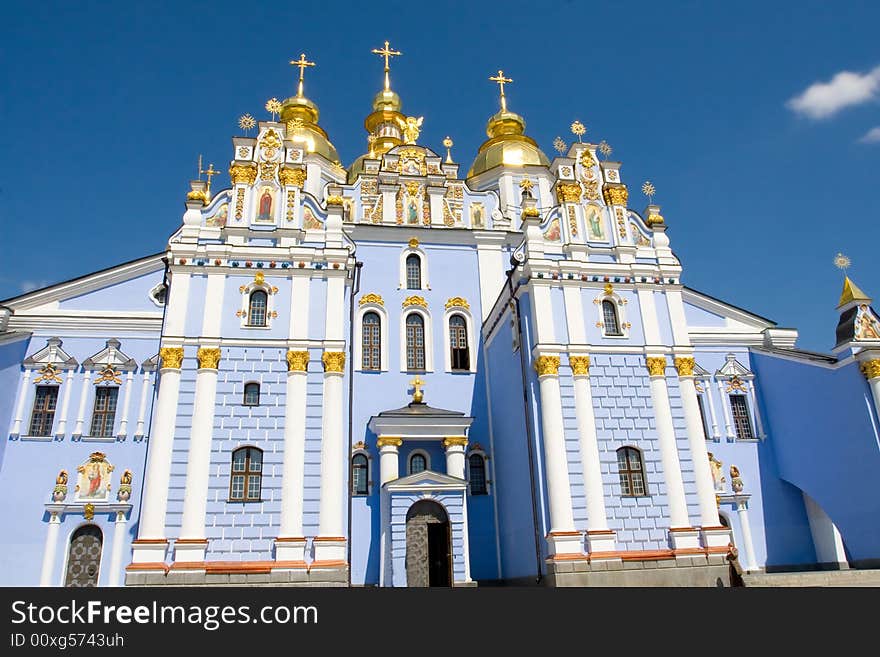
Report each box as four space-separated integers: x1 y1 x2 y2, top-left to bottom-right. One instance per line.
1 1 878 352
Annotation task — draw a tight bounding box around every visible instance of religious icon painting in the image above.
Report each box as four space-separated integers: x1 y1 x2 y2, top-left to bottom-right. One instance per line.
854 304 880 340
303 206 322 230
255 186 277 222
74 452 114 503
585 205 607 241
543 218 561 242
206 203 228 227
470 203 485 229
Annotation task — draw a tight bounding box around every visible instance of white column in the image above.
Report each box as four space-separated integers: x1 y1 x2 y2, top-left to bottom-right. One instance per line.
118 371 134 437
276 352 309 562
315 352 346 562
676 360 728 547
55 370 75 436
132 351 182 563
378 437 401 485
72 370 92 436
569 356 615 553
534 355 579 555
717 380 734 439
645 357 695 547
108 511 128 586
702 382 721 439
289 275 311 339
746 380 766 439
39 511 61 586
443 437 467 479
864 361 880 421
134 371 151 437
176 350 220 562
460 489 473 584
11 369 32 436
736 500 758 572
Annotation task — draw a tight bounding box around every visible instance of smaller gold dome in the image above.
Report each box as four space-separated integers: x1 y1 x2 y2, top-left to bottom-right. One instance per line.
486 110 527 138
467 109 550 178
281 95 319 124
278 95 339 163
373 89 402 112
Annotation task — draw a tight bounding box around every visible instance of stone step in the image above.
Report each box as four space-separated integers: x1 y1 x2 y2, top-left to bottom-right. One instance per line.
743 569 880 587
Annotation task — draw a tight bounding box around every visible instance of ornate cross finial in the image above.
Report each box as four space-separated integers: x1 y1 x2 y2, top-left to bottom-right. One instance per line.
443 136 454 163
201 162 221 200
553 136 567 155
290 52 315 98
519 177 534 192
598 140 612 160
265 97 282 121
642 180 656 203
489 69 513 112
834 252 851 274
409 376 425 404
570 120 586 142
372 40 401 91
238 113 256 134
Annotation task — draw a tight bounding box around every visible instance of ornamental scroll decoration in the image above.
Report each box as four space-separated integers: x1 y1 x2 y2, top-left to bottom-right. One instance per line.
94 364 122 385
725 376 748 393
286 350 309 372
34 364 63 384
533 355 560 376
402 295 428 308
569 355 591 376
359 293 385 306
322 351 346 373
159 347 184 370
645 357 667 377
197 348 221 370
674 357 696 377
445 297 470 310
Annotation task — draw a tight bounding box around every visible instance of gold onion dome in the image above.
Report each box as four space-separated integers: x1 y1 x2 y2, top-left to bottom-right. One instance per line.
278 53 340 163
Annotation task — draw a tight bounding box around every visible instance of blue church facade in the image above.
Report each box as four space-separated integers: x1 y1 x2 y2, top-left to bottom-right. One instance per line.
2 49 880 587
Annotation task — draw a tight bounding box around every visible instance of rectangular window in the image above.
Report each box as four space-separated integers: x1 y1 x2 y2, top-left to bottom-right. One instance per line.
729 394 754 440
89 387 119 437
29 386 58 436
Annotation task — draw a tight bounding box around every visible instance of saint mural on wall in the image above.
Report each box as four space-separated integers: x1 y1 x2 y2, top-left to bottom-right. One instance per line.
407 199 418 224
206 203 228 227
303 206 322 230
75 452 114 502
471 203 484 229
854 304 880 340
585 205 606 241
543 218 561 242
256 187 275 221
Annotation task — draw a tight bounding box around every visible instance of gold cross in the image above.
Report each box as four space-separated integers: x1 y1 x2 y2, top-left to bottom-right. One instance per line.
372 40 401 90
200 162 221 199
409 376 425 403
290 52 315 98
489 69 513 112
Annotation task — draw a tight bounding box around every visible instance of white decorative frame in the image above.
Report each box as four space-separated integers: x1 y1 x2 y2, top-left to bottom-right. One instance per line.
714 353 766 441
407 448 432 475
400 307 434 373
242 380 262 406
399 246 430 290
594 288 631 339
238 277 278 330
443 303 477 373
148 282 167 307
351 447 373 496
355 301 389 372
466 445 490 495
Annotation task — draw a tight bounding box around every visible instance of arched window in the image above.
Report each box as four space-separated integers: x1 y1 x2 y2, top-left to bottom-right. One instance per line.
449 314 470 371
468 454 487 495
409 452 427 475
602 299 622 336
243 382 260 406
230 447 262 501
405 314 426 371
617 446 646 496
362 312 381 370
406 254 422 290
248 290 268 327
352 453 369 495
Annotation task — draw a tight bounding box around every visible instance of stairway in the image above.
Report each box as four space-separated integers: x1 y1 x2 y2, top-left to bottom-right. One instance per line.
742 569 880 587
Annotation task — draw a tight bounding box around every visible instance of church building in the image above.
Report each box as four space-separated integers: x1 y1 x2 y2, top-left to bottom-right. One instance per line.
2 44 879 587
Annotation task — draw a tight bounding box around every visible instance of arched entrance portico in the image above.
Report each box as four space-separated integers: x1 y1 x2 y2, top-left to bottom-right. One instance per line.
65 524 103 587
405 500 451 587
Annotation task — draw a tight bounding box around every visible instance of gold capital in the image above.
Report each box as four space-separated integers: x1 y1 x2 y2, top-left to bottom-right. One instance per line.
442 436 469 449
674 357 696 377
197 348 221 370
861 359 880 380
327 195 345 206
534 355 560 377
646 357 667 377
279 167 307 188
229 164 257 185
286 350 309 372
377 436 403 448
556 182 582 204
322 351 346 373
569 355 591 376
602 183 629 206
159 347 184 370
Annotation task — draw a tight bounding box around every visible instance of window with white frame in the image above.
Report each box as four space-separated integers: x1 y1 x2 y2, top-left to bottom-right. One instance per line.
602 299 622 336
409 452 428 475
243 382 260 406
29 386 58 437
729 395 754 440
617 446 647 496
362 312 381 371
248 290 268 327
406 314 426 371
449 314 470 371
229 447 262 501
89 387 118 437
405 254 422 290
352 453 369 495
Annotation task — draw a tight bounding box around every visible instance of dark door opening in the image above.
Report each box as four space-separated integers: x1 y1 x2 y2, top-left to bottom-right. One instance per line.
427 522 451 587
405 499 452 587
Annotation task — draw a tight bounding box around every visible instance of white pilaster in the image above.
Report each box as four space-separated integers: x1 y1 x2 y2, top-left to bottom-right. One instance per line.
460 490 473 584
108 511 128 586
702 383 721 440
72 370 92 437
736 500 758 572
11 369 32 436
378 437 401 485
562 287 587 345
163 271 191 337
56 370 75 436
117 371 134 437
324 275 346 341
717 380 735 439
315 353 346 562
276 353 309 563
474 233 506 322
443 438 467 479
746 380 766 439
134 371 151 438
289 274 312 339
39 512 61 586
528 285 556 344
534 355 579 555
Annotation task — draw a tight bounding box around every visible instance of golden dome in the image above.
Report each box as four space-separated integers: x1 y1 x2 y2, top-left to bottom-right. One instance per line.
373 89 402 112
279 94 340 163
467 109 550 178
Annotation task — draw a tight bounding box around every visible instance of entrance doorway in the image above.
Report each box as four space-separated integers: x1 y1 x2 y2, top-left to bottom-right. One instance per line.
65 524 103 587
405 500 451 587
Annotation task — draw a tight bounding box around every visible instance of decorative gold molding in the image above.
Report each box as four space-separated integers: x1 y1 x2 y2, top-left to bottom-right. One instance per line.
359 293 385 306
556 182 582 203
94 364 122 385
445 296 470 310
569 355 591 376
603 282 614 296
862 359 880 380
33 364 63 384
646 357 667 377
254 271 266 286
674 357 696 377
279 167 307 188
376 436 403 448
645 211 665 227
534 355 560 377
602 183 628 206
521 206 540 218
322 351 346 373
402 295 428 308
286 351 309 372
197 348 221 370
327 195 344 206
84 503 95 521
408 237 419 248
442 436 469 449
229 164 257 185
159 347 184 370
186 189 207 204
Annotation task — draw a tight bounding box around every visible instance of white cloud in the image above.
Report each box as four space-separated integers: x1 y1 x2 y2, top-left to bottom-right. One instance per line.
859 126 880 143
20 280 48 293
787 66 880 119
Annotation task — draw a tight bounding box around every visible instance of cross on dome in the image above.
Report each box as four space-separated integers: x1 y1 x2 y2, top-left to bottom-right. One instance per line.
289 53 315 98
372 40 402 91
489 69 513 112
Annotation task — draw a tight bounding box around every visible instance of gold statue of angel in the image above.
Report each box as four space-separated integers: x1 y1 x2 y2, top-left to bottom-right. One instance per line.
403 116 424 144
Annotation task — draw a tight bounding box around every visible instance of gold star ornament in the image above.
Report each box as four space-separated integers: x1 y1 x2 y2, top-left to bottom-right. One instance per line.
642 180 656 202
598 140 612 159
553 136 567 154
570 120 586 142
265 97 282 120
834 253 851 272
238 113 256 132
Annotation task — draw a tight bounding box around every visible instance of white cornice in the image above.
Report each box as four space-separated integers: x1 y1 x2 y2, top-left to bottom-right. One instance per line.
8 314 163 334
